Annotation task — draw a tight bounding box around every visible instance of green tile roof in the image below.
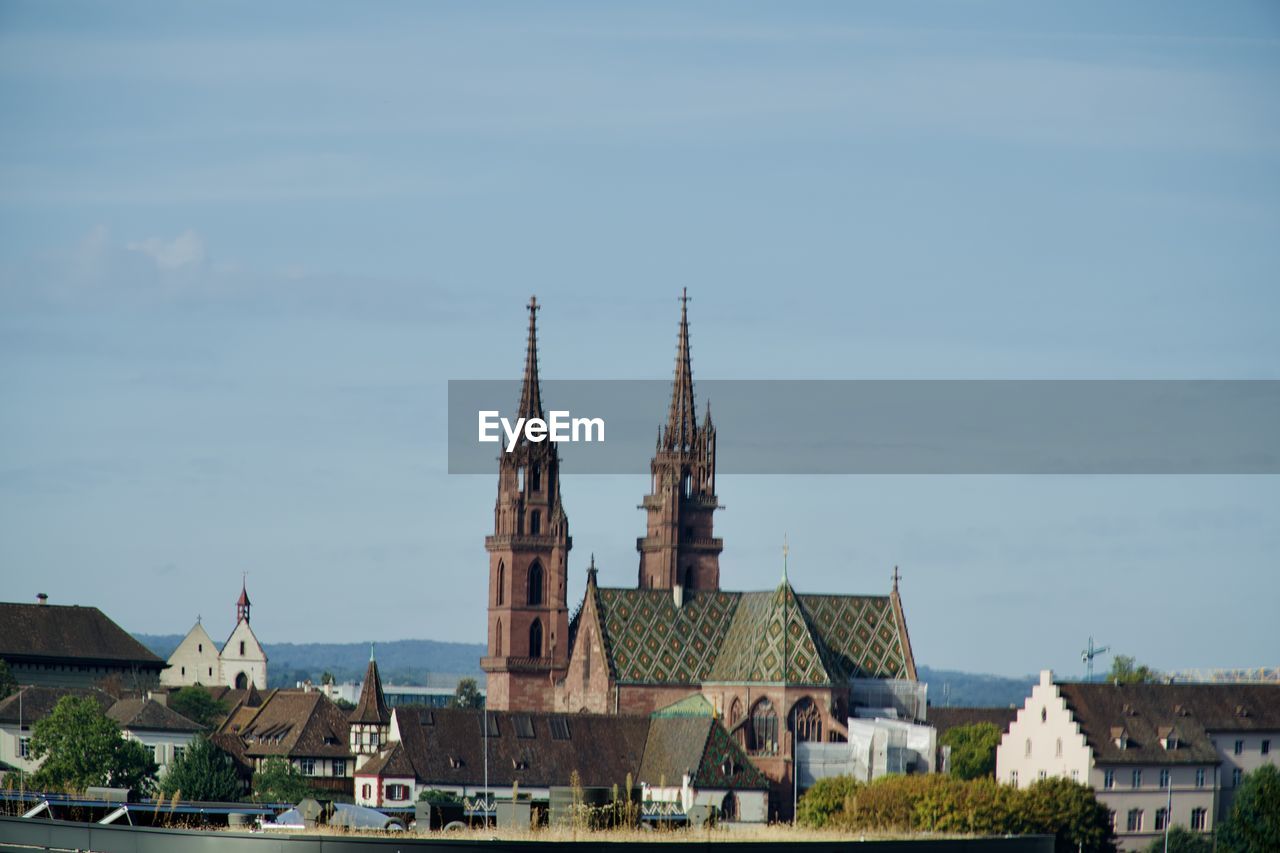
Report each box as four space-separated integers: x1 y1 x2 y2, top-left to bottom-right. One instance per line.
590 581 912 686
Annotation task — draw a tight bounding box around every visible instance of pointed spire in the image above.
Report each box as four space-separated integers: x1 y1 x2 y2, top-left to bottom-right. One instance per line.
782 534 790 583
350 649 390 725
662 289 697 451
517 295 544 421
892 565 901 594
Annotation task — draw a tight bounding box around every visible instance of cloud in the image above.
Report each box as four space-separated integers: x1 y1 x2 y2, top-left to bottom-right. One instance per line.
127 229 206 270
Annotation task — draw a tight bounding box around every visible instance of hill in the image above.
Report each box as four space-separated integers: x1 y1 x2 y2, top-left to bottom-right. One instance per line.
918 665 1035 709
138 634 1035 706
134 634 486 689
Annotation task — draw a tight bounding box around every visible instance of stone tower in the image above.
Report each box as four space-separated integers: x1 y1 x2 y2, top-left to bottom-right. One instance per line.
637 290 722 592
481 296 571 711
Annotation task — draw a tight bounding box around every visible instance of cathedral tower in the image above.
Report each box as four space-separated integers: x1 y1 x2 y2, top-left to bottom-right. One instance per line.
481 296 571 711
637 290 721 592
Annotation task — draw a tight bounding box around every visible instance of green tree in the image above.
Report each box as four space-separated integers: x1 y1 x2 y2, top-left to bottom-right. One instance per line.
796 775 860 828
0 659 17 700
450 677 484 709
941 722 1003 780
1219 763 1280 853
418 788 462 803
251 756 313 804
167 686 227 729
320 671 335 686
1107 655 1158 684
158 736 242 802
1145 826 1212 853
1021 777 1117 853
29 696 157 797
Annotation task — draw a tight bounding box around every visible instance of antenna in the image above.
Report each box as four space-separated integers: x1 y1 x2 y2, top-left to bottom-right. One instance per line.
1081 636 1111 682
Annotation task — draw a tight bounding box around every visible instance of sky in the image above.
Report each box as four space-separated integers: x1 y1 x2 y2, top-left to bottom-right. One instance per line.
1 1 1278 679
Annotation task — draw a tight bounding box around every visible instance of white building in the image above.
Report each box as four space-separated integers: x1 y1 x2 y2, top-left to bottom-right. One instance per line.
997 670 1280 851
0 686 202 783
162 583 268 691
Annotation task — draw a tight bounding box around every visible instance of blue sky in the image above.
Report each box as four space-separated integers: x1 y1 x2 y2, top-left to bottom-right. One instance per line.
1 2 1278 678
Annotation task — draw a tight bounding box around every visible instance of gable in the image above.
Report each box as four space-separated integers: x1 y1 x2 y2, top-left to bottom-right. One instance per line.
222 621 267 661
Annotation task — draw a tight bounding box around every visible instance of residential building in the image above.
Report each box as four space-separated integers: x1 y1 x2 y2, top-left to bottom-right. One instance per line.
214 686 353 794
353 694 769 821
0 596 165 690
105 697 203 778
161 582 268 690
997 670 1280 851
0 686 202 782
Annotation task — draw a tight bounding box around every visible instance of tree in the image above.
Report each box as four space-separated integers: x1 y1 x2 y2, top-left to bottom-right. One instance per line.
29 696 157 797
450 677 484 709
167 687 227 729
1021 777 1117 853
941 722 1002 780
1219 764 1280 853
0 659 17 700
251 756 313 804
320 671 336 686
796 775 860 828
1108 655 1158 684
1145 826 1212 853
158 736 242 802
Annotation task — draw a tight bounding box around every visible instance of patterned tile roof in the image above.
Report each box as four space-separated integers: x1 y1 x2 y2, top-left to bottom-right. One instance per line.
596 587 739 685
589 581 913 687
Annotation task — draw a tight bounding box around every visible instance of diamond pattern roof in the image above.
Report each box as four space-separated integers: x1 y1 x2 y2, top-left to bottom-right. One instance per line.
591 581 912 686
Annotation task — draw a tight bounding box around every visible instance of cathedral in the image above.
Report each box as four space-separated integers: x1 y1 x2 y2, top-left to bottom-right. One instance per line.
480 294 919 797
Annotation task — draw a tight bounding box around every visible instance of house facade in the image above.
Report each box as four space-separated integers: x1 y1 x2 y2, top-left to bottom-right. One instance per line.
0 686 202 782
162 583 268 690
353 696 769 821
214 686 353 794
997 670 1280 851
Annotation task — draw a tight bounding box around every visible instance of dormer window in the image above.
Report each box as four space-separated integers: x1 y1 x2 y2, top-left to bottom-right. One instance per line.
1112 726 1130 750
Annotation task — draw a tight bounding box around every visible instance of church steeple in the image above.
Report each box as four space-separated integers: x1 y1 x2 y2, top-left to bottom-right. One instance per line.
482 296 572 712
662 288 697 452
517 295 544 423
638 291 721 592
349 644 391 769
236 579 251 625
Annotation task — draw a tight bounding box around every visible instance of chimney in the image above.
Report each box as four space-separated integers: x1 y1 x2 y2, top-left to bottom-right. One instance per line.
36 593 48 605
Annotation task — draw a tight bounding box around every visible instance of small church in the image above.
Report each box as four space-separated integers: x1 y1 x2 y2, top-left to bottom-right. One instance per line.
480 295 920 807
161 582 269 690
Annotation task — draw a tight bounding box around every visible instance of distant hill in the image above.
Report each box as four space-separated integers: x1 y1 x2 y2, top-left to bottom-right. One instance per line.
136 634 1033 705
919 665 1035 709
134 634 486 689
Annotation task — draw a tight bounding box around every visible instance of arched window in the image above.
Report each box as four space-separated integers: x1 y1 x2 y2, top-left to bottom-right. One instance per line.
792 697 823 743
720 792 737 821
529 465 541 492
496 561 505 606
729 698 743 727
748 699 778 754
529 619 544 658
527 561 544 605
494 619 503 656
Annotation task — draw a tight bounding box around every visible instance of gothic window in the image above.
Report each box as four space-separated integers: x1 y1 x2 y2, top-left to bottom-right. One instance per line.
527 561 544 605
496 562 505 606
792 697 823 743
729 698 743 727
530 510 541 535
529 619 543 658
530 465 540 492
582 636 592 689
682 565 693 589
748 698 778 754
495 619 503 656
